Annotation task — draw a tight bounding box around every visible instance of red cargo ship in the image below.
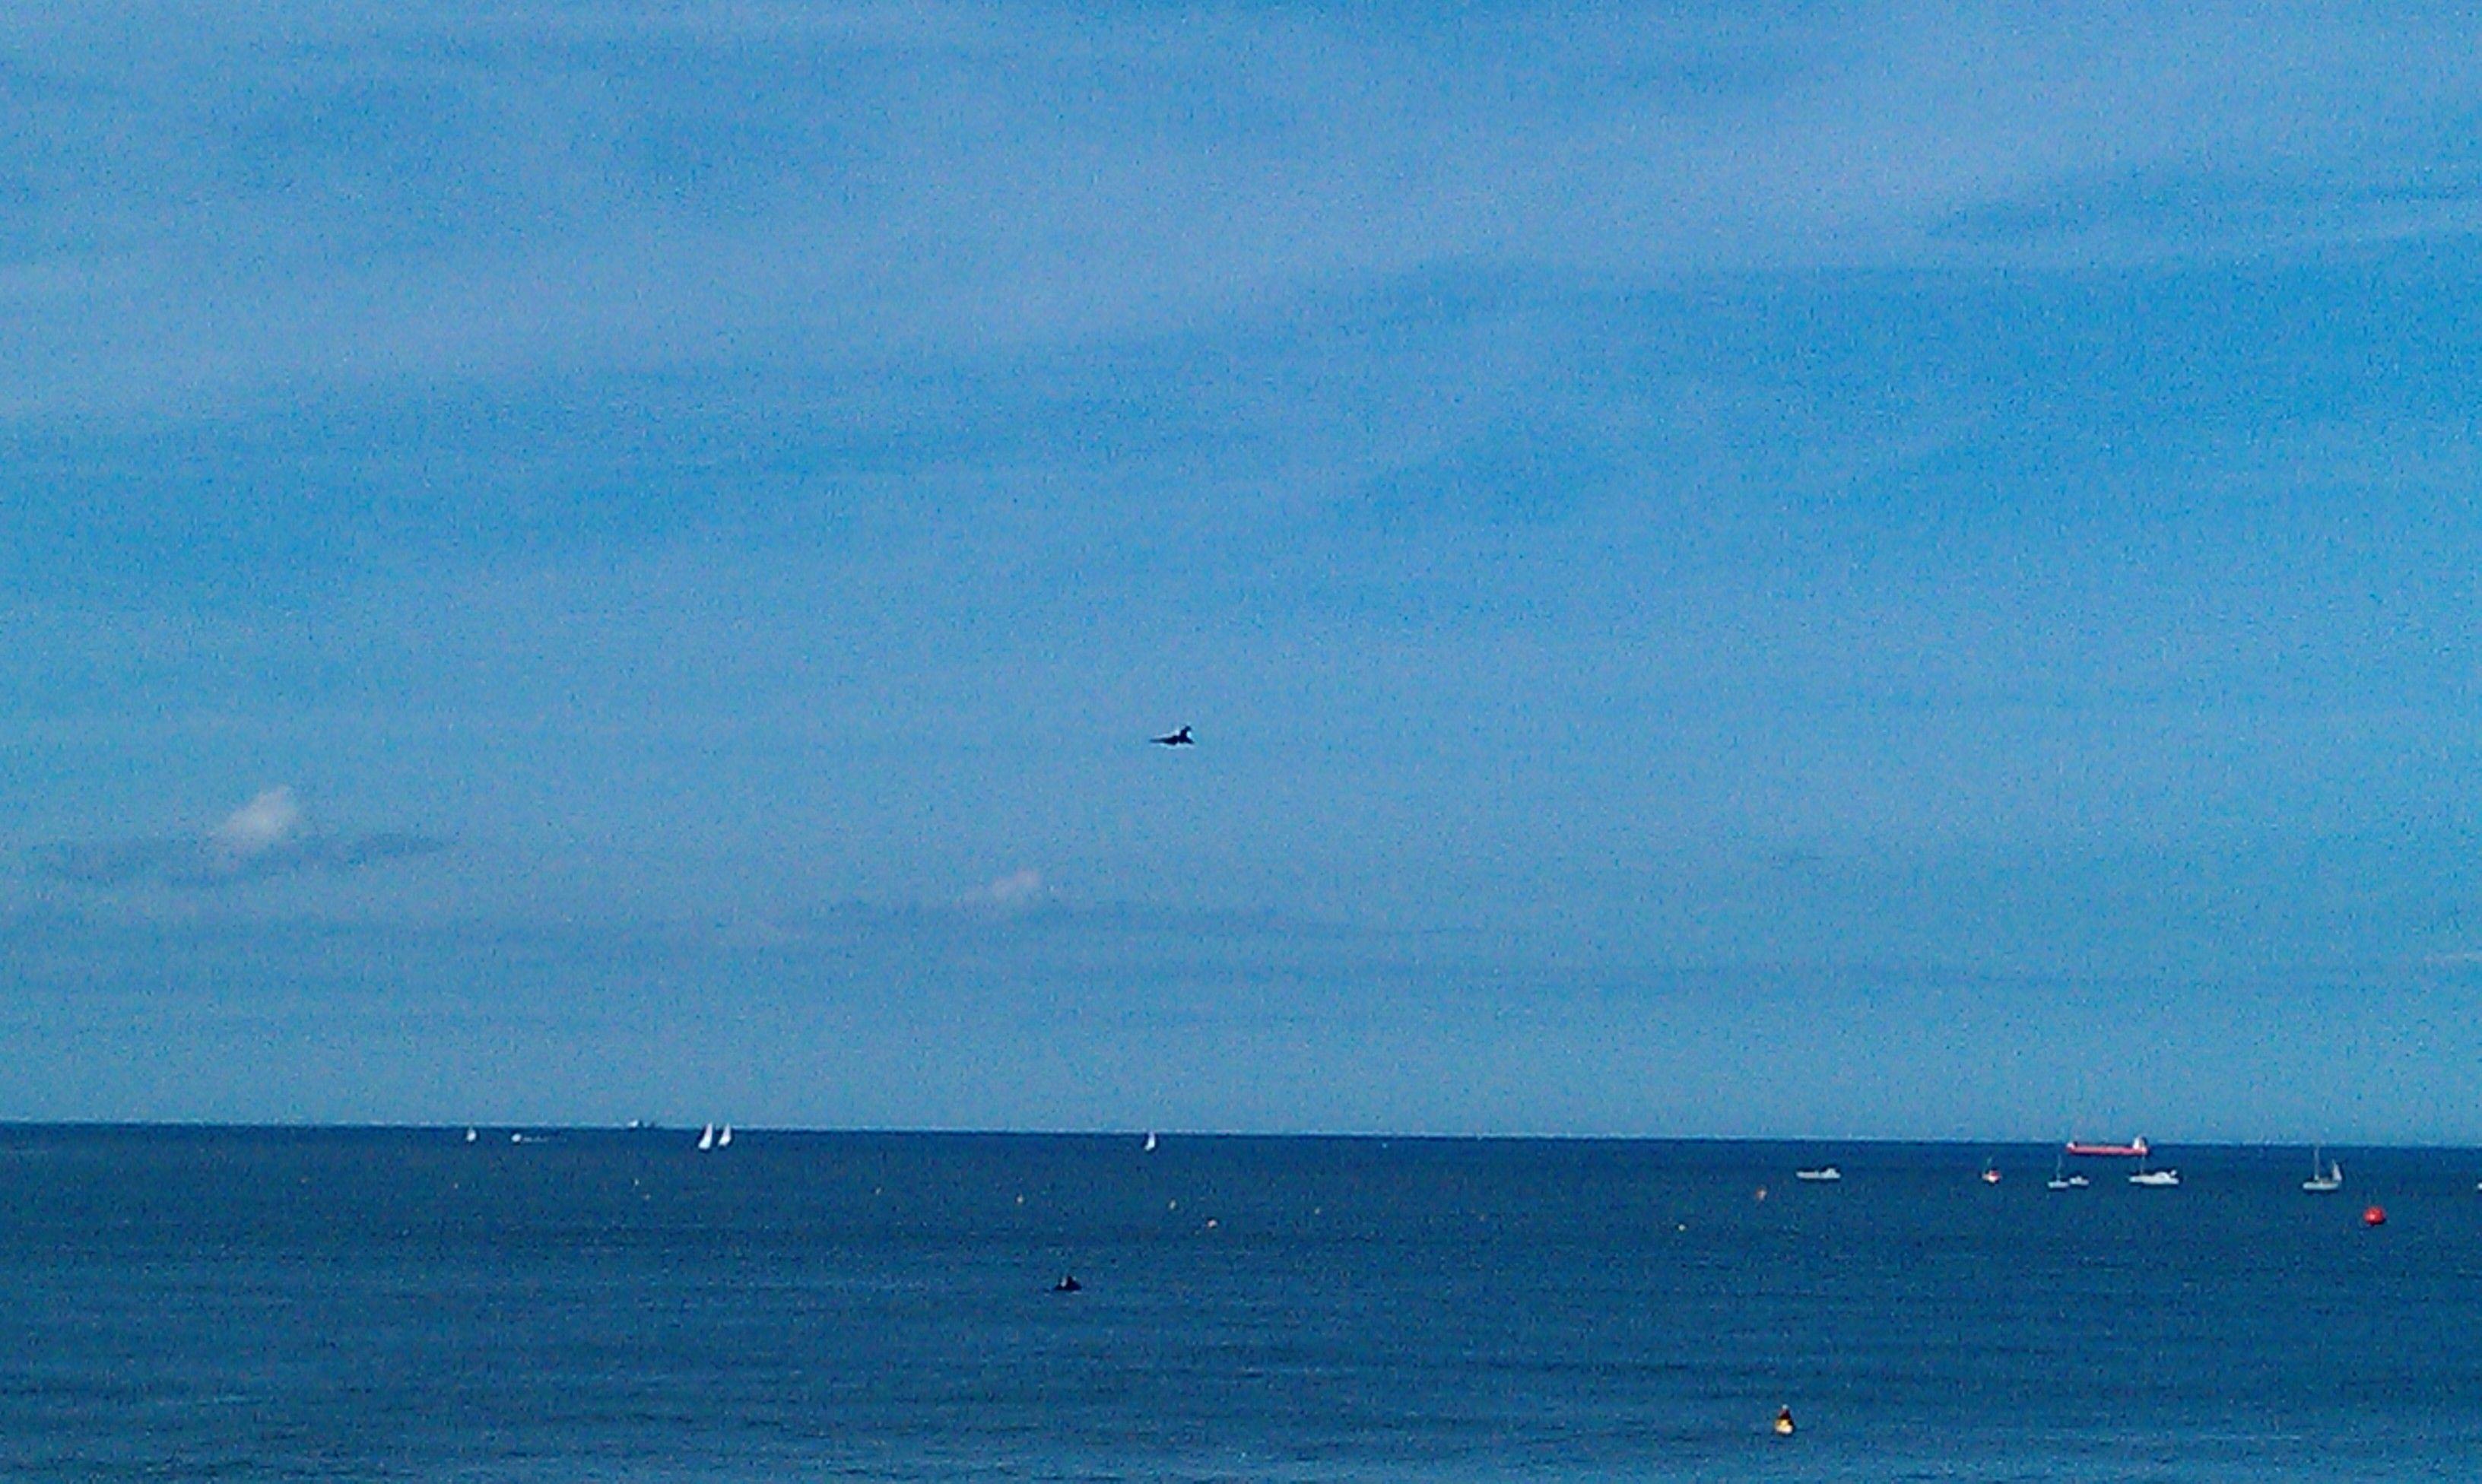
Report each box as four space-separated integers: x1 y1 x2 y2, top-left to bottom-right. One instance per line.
2065 1136 2149 1157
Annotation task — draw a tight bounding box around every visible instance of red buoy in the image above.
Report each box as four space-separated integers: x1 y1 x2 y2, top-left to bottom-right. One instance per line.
2363 1204 2387 1227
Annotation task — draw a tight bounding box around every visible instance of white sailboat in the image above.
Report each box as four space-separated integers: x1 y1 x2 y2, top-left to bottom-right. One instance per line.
697 1124 716 1151
2046 1156 2088 1190
2303 1146 2342 1193
1144 1132 1158 1153
717 1124 732 1148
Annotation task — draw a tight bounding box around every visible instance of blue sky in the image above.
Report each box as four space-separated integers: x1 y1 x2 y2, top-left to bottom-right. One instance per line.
8 2 2482 1137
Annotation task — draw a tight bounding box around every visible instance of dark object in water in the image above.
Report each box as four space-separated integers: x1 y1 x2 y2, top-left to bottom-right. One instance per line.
1053 1275 1082 1292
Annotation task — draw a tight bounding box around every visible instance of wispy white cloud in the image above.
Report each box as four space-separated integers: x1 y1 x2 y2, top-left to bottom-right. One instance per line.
5 2 2477 420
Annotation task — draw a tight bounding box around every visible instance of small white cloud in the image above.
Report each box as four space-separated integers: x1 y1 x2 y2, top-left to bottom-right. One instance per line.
968 868 1048 911
31 786 444 888
211 786 303 861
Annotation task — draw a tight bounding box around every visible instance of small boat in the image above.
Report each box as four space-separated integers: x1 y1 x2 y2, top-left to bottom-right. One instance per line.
2046 1156 2088 1191
464 1127 478 1144
2066 1136 2149 1157
717 1124 733 1149
2129 1165 2180 1187
1794 1166 1842 1182
1144 1132 1158 1153
697 1124 716 1151
2303 1146 2342 1193
1980 1158 2002 1185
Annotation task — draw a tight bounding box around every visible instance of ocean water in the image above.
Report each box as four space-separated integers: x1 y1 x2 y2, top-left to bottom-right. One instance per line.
2 1130 2480 1480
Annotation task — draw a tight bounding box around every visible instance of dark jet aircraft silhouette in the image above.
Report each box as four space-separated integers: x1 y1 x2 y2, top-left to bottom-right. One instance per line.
1151 726 1195 747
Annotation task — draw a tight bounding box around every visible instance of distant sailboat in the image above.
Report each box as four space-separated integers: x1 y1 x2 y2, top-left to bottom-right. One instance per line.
2303 1146 2342 1193
2046 1156 2088 1191
1143 1132 1158 1153
464 1127 478 1144
1794 1165 1842 1181
717 1124 732 1148
697 1124 716 1151
1981 1158 2002 1185
2129 1162 2180 1187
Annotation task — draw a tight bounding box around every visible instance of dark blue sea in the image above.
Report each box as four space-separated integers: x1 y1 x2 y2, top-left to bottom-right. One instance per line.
4 1129 2480 1480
